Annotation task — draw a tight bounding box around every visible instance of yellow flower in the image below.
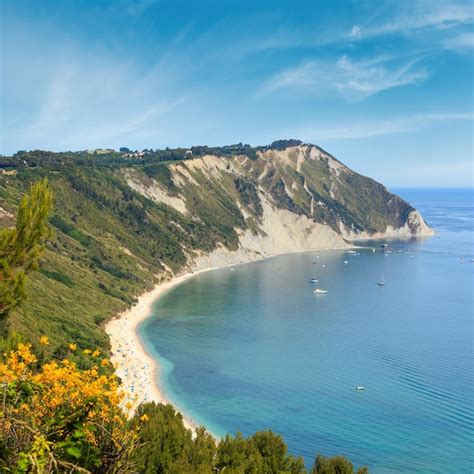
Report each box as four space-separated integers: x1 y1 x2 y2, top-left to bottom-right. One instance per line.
125 401 133 410
92 349 101 357
83 349 91 355
39 336 49 346
101 359 109 367
69 343 77 351
2 343 140 462
140 414 149 422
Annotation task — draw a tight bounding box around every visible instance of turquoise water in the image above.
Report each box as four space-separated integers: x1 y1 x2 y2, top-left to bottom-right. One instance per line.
139 188 473 473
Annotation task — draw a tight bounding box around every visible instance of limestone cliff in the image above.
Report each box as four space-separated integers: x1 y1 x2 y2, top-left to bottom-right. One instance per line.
123 143 433 269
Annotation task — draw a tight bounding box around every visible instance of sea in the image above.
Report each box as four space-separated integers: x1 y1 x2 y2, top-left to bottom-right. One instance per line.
139 188 473 473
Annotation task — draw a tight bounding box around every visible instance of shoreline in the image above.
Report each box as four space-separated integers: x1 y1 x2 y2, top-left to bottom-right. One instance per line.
106 266 222 434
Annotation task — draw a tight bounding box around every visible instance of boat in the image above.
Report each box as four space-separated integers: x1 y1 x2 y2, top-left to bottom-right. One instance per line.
310 264 318 283
378 273 385 286
343 260 348 264
314 288 327 294
347 250 357 255
381 243 388 248
355 386 365 391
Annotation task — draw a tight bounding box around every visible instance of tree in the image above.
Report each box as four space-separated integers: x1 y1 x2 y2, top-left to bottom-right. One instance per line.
131 402 216 473
312 454 368 474
251 430 305 473
216 431 306 473
0 179 52 319
216 433 263 473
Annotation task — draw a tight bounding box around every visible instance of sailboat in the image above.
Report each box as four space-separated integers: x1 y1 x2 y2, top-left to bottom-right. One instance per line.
378 273 385 286
310 264 318 283
314 288 327 294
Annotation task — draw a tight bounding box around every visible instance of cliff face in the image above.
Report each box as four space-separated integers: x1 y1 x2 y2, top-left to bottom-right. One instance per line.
125 144 433 268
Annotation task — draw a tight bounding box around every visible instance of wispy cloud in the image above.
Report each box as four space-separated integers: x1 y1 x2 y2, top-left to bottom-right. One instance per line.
224 2 474 56
259 54 428 100
443 32 474 50
287 113 473 141
348 1 473 41
2 49 190 152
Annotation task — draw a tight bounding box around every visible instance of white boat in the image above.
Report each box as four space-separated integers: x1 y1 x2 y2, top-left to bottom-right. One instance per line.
378 273 385 286
348 250 357 255
321 264 326 268
355 386 365 391
310 264 318 283
314 288 327 294
344 260 348 264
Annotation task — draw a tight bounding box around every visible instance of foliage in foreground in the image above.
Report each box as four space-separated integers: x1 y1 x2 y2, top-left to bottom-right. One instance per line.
132 402 306 473
0 179 52 319
132 402 368 474
0 342 139 472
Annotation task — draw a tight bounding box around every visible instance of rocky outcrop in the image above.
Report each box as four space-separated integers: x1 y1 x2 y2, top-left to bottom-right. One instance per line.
127 144 433 269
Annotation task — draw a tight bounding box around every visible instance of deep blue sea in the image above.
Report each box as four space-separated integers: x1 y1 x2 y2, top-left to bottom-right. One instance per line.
140 188 473 473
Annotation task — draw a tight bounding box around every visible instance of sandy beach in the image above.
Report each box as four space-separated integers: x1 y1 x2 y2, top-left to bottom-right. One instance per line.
106 266 220 433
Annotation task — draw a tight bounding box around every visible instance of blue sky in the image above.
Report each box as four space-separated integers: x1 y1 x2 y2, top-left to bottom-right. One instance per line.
1 0 472 186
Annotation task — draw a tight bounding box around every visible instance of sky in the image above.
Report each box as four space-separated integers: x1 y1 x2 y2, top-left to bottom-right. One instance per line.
0 0 473 186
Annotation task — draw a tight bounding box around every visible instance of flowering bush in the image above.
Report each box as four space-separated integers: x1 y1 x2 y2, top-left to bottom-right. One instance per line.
0 343 139 473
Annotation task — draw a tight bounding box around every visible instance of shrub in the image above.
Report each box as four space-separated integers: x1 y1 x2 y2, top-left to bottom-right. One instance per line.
0 343 139 472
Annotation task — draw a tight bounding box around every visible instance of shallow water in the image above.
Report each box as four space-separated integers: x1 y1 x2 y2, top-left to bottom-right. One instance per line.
140 188 473 473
